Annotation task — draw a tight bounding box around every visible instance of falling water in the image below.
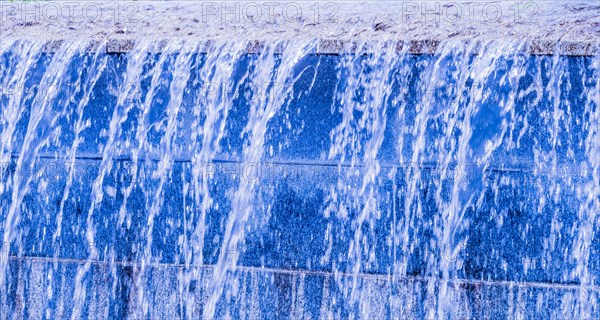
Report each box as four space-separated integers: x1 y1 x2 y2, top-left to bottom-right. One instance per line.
0 37 598 319
324 39 404 313
203 40 318 319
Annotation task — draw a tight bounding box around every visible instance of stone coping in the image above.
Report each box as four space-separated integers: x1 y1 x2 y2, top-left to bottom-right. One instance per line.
1 1 599 56
1 38 598 56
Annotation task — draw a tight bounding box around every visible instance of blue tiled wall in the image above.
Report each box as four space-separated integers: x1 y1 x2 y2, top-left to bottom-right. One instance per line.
0 48 597 318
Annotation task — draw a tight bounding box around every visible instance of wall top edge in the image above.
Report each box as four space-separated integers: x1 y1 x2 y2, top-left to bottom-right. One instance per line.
1 38 598 56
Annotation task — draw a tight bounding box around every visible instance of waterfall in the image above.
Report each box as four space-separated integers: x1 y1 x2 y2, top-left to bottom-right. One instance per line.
0 38 598 318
